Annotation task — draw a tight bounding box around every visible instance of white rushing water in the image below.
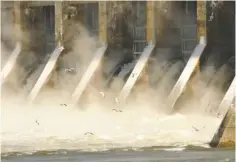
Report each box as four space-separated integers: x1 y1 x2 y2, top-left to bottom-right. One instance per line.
1 95 221 154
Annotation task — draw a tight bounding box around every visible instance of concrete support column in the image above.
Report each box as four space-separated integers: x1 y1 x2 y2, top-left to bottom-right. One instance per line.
146 1 156 44
194 1 207 73
154 2 163 42
55 1 64 47
218 108 235 147
47 1 65 88
13 1 24 43
197 1 207 42
92 2 107 90
144 1 156 89
99 2 107 44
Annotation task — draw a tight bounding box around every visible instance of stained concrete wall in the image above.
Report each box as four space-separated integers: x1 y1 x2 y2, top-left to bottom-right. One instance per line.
218 106 235 147
206 2 235 147
153 1 198 62
205 1 235 69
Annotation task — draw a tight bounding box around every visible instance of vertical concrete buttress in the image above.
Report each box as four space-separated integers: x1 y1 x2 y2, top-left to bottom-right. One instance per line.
93 2 107 89
55 1 64 47
13 2 23 42
194 1 207 72
143 1 156 88
197 1 207 42
13 1 28 48
47 1 64 87
99 2 107 44
146 1 156 44
154 2 162 41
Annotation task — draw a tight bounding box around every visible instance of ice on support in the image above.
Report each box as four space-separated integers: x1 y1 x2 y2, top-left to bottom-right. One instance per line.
28 46 64 103
1 42 21 85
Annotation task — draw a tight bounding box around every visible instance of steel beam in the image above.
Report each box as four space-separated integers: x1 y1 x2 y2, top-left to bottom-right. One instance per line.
69 2 108 106
205 76 235 143
209 1 236 144
167 37 206 113
115 1 156 106
1 2 24 85
1 42 21 85
116 43 155 105
28 46 64 103
71 45 107 106
167 1 207 113
216 77 235 121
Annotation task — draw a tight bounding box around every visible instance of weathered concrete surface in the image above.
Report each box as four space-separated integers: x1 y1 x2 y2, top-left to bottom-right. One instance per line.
99 2 107 43
218 107 235 147
46 1 64 88
146 1 155 43
197 1 206 42
55 2 64 47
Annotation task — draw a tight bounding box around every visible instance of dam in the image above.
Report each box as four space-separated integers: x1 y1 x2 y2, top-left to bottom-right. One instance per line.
1 0 235 156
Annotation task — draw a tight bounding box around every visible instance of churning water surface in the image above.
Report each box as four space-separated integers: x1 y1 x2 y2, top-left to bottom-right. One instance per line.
1 94 222 155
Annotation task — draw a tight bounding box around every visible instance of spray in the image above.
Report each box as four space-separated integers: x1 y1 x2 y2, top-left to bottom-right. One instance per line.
1 1 234 154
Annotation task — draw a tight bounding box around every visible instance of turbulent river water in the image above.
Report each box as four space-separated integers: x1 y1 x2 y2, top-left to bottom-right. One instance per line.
2 94 225 157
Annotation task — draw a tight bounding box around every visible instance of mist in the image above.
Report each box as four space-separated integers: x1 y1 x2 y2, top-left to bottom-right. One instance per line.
1 1 234 154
